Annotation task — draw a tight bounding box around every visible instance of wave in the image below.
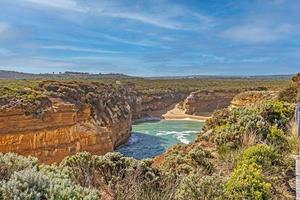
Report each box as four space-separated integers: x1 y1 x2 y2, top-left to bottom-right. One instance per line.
156 130 198 144
177 134 190 144
156 130 198 136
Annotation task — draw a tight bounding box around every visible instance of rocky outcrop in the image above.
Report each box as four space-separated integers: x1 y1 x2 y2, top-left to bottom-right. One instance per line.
0 81 133 163
231 91 279 108
132 92 188 120
0 81 189 163
182 90 240 116
0 80 278 164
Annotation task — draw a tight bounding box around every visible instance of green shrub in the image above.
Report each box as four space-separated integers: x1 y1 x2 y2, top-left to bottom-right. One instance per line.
188 147 214 174
212 112 269 147
160 145 214 176
224 163 271 200
204 108 230 131
239 144 280 170
175 173 225 200
60 152 157 187
59 151 97 187
0 168 100 200
209 100 294 150
61 152 160 199
0 153 38 182
266 126 290 152
257 100 294 129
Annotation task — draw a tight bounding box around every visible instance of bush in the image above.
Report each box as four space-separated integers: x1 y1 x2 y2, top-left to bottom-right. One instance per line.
61 152 160 199
257 100 294 130
0 168 100 200
212 111 269 147
204 108 230 131
160 145 214 176
59 151 97 187
0 153 38 182
239 144 280 170
175 173 225 200
224 163 271 200
188 147 214 174
266 126 290 152
209 100 294 150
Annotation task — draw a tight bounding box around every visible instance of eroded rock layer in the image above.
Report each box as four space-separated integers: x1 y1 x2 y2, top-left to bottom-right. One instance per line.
133 92 188 120
0 80 270 164
182 90 240 116
0 82 133 163
0 81 189 163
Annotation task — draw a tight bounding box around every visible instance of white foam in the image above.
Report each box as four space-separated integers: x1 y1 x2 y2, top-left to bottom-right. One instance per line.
156 130 198 136
177 134 190 144
155 130 198 144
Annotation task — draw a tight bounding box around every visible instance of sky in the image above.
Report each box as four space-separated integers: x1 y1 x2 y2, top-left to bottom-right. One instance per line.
0 0 299 76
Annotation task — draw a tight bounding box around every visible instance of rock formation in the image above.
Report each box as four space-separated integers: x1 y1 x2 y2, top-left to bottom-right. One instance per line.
0 79 273 164
0 81 133 163
0 81 188 163
133 92 188 120
182 90 240 116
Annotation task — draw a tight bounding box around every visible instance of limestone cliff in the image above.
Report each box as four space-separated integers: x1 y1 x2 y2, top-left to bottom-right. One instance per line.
0 81 132 163
1 80 270 164
132 91 188 120
0 81 188 163
182 90 240 116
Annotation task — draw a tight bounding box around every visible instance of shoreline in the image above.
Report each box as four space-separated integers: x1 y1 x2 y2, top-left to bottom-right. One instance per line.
162 103 211 122
132 103 212 124
162 115 209 122
133 114 210 124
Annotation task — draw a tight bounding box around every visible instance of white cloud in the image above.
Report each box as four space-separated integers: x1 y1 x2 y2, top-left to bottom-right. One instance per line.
96 4 212 30
23 0 85 12
40 45 119 54
20 0 211 30
99 12 181 30
0 22 9 33
222 24 294 43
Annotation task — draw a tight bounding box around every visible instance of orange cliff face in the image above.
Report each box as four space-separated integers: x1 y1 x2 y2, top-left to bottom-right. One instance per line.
182 89 240 116
0 82 132 164
0 81 193 164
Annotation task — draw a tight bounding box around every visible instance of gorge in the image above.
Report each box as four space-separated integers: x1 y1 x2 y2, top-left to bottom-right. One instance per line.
0 73 298 199
0 80 260 163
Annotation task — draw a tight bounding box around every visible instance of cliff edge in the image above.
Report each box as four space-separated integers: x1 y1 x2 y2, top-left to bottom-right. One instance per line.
0 81 133 163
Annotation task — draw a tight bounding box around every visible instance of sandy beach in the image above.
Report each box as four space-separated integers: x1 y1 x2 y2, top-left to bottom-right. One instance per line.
162 104 211 122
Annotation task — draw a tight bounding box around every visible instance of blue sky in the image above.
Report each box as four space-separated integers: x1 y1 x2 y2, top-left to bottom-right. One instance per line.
0 0 299 76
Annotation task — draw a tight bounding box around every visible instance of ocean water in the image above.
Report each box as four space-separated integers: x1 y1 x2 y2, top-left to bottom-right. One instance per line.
116 120 204 159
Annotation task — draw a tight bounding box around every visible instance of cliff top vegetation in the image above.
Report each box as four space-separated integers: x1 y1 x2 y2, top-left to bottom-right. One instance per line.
0 75 291 100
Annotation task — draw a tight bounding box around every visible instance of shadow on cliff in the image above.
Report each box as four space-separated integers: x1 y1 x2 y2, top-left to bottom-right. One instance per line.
116 132 169 160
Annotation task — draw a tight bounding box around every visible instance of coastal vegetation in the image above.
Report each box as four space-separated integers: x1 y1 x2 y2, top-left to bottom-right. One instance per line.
0 73 299 199
0 75 290 100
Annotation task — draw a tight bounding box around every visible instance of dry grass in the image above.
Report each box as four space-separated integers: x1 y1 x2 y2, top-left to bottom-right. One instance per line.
241 132 258 147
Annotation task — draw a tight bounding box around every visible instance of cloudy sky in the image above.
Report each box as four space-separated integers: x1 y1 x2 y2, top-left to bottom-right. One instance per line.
0 0 299 76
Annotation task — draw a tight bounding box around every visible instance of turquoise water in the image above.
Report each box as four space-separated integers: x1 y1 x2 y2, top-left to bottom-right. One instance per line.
117 120 203 159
